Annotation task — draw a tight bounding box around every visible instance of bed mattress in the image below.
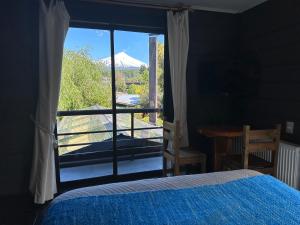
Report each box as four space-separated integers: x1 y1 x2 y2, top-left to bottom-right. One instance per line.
38 170 300 225
53 169 260 202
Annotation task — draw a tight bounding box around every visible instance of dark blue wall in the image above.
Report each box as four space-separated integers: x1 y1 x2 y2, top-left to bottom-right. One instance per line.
0 1 38 196
0 0 240 198
65 0 166 33
240 0 300 144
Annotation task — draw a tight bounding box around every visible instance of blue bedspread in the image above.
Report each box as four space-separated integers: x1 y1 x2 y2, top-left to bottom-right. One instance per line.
41 175 300 225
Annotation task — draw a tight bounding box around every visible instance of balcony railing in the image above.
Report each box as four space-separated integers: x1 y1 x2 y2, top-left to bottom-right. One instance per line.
56 108 163 167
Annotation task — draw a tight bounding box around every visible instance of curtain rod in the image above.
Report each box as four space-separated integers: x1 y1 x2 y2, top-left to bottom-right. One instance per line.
70 18 165 32
80 0 192 11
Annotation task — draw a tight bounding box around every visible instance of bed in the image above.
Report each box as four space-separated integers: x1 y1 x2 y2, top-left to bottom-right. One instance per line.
38 169 300 225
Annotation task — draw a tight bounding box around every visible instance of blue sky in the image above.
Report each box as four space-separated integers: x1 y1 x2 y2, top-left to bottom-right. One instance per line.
64 28 164 64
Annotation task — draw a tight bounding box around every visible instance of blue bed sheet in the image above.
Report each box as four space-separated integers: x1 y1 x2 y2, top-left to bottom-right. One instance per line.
41 175 300 225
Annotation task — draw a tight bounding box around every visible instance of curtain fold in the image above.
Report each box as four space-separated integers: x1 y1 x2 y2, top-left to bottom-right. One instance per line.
29 0 69 204
167 10 190 147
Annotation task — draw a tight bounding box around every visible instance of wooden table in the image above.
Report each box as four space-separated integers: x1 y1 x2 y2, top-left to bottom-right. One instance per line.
198 127 243 171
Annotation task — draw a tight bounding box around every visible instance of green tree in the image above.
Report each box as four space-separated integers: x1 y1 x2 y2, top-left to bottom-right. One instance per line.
59 43 165 112
115 72 127 92
58 49 112 111
157 43 164 108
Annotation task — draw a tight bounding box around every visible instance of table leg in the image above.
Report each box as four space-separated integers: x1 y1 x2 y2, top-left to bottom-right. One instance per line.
213 137 234 171
213 138 218 171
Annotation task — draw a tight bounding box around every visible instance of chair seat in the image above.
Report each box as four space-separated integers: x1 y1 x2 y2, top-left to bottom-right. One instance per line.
164 147 205 159
179 147 206 159
223 154 272 170
163 120 207 175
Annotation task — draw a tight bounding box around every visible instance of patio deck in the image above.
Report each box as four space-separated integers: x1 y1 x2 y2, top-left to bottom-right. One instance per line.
60 156 162 182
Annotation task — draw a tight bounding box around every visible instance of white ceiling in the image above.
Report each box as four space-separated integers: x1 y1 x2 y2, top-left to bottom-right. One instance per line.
126 0 268 13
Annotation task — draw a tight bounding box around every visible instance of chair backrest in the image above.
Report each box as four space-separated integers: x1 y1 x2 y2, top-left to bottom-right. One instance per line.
242 124 281 174
163 120 180 156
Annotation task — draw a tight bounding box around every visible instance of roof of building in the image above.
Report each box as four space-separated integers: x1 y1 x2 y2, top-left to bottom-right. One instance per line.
116 93 140 106
58 105 161 155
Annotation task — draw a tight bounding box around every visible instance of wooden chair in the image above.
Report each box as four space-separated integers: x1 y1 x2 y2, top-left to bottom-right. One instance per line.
223 124 281 175
163 120 207 176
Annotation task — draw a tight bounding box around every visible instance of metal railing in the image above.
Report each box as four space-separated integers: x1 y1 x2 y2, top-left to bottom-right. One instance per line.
55 108 163 165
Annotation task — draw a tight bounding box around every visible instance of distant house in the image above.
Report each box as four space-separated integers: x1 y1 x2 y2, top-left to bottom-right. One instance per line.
116 93 140 107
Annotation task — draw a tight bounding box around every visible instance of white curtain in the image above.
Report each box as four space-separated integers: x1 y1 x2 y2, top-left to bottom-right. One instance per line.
167 10 190 147
29 0 69 204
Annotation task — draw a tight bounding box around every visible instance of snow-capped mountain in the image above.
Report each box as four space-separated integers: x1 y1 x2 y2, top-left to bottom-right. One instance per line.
100 52 147 69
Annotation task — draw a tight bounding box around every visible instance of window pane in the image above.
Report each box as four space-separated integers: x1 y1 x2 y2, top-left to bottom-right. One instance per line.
59 28 112 111
113 31 164 175
58 28 113 181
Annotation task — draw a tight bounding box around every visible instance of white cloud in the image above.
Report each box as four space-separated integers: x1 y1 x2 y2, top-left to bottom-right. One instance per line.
95 30 109 37
122 46 131 53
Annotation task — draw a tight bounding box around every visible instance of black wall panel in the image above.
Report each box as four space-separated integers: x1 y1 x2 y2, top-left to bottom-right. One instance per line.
240 0 300 143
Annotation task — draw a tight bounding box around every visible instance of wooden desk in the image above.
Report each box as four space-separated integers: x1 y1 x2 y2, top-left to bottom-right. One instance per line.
198 127 243 171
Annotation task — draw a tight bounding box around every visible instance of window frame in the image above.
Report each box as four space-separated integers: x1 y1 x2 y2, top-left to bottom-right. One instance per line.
55 21 167 193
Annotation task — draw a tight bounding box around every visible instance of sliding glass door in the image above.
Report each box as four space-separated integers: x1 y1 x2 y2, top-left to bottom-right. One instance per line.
56 27 165 184
114 30 164 175
57 28 114 182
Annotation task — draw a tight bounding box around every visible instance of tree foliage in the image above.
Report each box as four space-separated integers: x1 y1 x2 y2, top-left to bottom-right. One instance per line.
58 49 112 110
59 43 165 111
157 43 164 108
